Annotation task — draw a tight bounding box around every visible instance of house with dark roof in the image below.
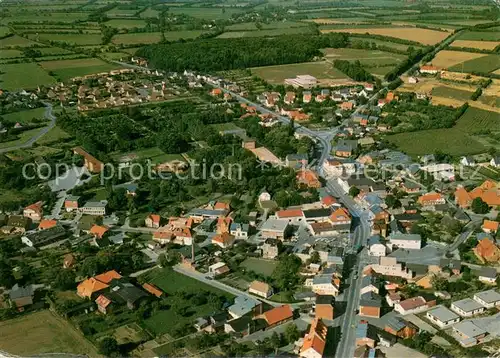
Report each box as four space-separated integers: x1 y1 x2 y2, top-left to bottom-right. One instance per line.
359 291 382 318
356 320 378 348
384 317 418 338
9 284 35 309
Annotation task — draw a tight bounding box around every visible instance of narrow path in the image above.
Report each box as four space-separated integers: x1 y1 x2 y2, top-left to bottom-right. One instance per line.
0 102 56 153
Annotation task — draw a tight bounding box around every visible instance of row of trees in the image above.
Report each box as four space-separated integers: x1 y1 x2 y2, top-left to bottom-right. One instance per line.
333 59 374 82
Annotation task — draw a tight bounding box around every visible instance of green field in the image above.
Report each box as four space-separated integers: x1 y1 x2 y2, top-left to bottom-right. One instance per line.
39 58 121 81
251 61 348 84
0 35 42 48
106 7 144 17
479 94 500 108
37 126 72 145
448 54 500 73
0 127 46 149
458 31 500 41
431 86 473 101
141 268 234 336
1 13 89 23
29 33 102 45
0 49 24 59
140 7 161 18
105 19 148 29
1 108 47 124
37 47 73 56
0 26 11 37
218 26 316 38
387 107 498 156
348 36 424 52
241 257 277 277
322 48 407 66
112 30 205 45
168 7 243 20
0 311 98 356
0 63 56 90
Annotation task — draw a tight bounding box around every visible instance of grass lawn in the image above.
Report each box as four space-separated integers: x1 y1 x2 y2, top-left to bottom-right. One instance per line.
141 268 234 336
0 26 10 37
386 107 498 156
140 7 161 18
37 47 73 56
241 257 277 277
0 127 44 149
0 310 99 356
0 62 55 90
448 54 500 73
0 49 23 59
1 107 47 124
251 61 348 84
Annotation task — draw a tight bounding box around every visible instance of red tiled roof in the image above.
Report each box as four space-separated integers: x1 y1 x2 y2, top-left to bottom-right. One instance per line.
276 209 304 218
38 219 57 230
483 220 499 232
300 318 327 355
143 283 163 298
398 296 426 311
95 294 112 308
94 270 122 284
263 305 293 326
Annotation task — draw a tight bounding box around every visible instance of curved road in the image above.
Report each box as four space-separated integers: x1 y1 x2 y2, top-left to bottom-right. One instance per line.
0 102 56 153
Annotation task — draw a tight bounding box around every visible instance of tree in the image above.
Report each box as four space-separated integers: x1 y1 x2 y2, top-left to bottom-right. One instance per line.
308 251 320 264
385 195 401 209
53 270 76 290
349 186 360 198
272 254 302 291
285 323 300 344
98 337 119 357
471 197 490 214
270 332 281 354
157 253 168 268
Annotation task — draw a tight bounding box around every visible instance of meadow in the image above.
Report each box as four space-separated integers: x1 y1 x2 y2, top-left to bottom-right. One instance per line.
168 7 243 20
0 35 41 47
218 26 315 38
458 31 500 42
431 86 474 102
112 32 162 45
29 33 102 46
1 107 47 124
322 48 406 66
448 54 500 73
450 40 499 50
241 257 277 277
39 58 121 81
225 21 310 31
0 63 56 90
431 50 487 69
105 19 148 29
348 36 424 52
0 310 98 356
251 61 348 84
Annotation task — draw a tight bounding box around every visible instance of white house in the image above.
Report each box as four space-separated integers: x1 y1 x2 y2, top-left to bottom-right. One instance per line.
451 298 485 317
387 233 422 250
473 289 500 309
490 156 500 168
248 280 273 298
368 235 387 257
230 223 249 239
478 267 497 284
421 163 455 181
394 296 429 315
460 156 476 167
426 306 461 328
208 262 230 277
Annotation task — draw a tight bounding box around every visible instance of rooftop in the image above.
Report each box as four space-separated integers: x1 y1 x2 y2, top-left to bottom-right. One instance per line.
474 290 500 304
427 306 460 322
261 218 288 232
453 298 484 313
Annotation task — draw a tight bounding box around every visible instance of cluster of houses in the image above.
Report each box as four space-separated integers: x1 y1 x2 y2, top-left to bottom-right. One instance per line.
40 68 175 111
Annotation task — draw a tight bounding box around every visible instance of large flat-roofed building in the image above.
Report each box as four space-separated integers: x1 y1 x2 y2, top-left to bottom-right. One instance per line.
80 200 107 216
260 218 288 240
451 298 485 317
284 75 317 89
473 289 500 309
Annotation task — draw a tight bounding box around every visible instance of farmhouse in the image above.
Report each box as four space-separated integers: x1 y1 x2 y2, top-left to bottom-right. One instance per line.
64 195 80 212
23 201 43 222
420 65 439 74
77 270 122 299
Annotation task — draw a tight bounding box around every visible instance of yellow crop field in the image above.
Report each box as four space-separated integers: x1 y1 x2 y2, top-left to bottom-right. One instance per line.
430 50 487 69
321 27 450 45
451 40 500 50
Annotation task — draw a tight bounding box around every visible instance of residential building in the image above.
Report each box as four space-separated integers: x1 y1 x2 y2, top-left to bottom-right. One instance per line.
482 220 499 234
420 164 454 181
262 238 280 259
455 181 500 208
249 280 273 298
452 321 487 347
387 233 422 250
368 235 387 257
426 306 461 328
370 257 413 279
145 214 161 228
80 200 107 216
77 270 122 299
297 169 322 188
260 218 289 240
23 201 43 221
477 266 497 284
9 284 35 309
230 223 249 239
286 153 308 169
360 275 379 296
208 262 230 276
328 207 352 232
359 292 382 318
420 65 439 74
38 219 57 230
212 232 235 248
451 298 485 317
276 209 304 223
417 192 446 207
312 273 340 296
300 318 328 358
228 296 263 319
384 317 418 339
473 289 500 309
386 292 401 307
315 295 335 320
64 195 80 212
89 225 108 239
262 305 294 329
474 238 500 263
355 320 378 348
394 296 434 315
